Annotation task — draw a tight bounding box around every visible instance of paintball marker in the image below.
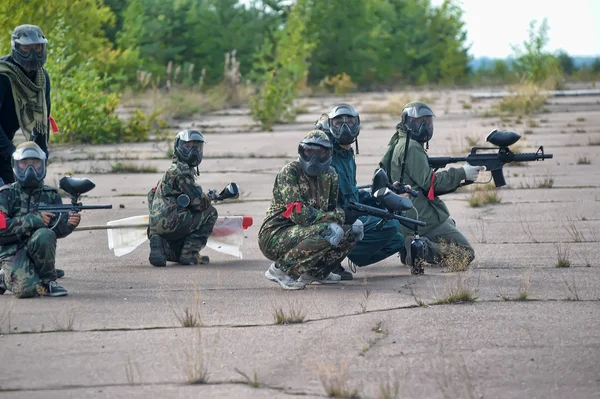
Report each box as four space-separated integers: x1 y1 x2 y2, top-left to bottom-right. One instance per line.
177 183 240 208
348 169 427 274
348 169 424 231
428 129 553 192
39 176 113 214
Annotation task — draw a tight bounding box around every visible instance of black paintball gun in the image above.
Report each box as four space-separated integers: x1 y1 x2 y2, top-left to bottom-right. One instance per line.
428 129 553 192
0 177 111 246
176 183 240 208
348 169 428 274
39 176 113 214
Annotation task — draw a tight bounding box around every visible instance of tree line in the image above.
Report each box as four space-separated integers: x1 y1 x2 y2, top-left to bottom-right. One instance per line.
1 0 597 140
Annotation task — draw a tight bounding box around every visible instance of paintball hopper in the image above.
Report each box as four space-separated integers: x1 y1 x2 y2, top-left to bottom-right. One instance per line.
372 169 413 212
486 129 521 147
216 183 239 201
372 168 390 196
59 176 96 198
373 187 414 212
372 168 419 198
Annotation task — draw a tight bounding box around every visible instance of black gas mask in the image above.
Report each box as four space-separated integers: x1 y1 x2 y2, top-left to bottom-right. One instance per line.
327 104 360 145
174 130 205 167
11 24 48 73
298 131 333 177
400 102 435 144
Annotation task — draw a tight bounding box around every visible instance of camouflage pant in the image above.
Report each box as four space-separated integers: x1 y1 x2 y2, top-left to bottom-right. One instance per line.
1 228 57 298
259 222 356 279
149 205 218 260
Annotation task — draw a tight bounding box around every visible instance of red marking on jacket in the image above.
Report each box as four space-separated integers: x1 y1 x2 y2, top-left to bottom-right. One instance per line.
283 202 302 218
428 173 436 200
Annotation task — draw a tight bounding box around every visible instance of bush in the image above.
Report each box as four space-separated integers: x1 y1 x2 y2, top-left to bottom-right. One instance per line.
321 73 357 94
46 23 157 144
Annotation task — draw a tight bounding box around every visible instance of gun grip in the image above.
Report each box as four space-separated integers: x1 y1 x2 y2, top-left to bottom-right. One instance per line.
491 169 506 187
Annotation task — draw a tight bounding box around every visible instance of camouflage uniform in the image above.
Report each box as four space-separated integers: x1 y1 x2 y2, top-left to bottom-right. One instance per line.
258 160 356 279
148 160 218 263
0 183 75 298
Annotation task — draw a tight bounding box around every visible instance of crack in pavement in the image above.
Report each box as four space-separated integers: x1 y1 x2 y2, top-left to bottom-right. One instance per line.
0 380 324 397
2 299 598 337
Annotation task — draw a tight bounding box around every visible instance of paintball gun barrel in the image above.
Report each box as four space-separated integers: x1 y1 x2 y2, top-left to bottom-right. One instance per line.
428 129 553 188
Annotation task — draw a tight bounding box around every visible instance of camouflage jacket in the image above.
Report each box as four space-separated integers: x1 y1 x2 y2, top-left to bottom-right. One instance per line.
148 161 212 218
382 129 466 235
259 161 345 237
0 183 76 258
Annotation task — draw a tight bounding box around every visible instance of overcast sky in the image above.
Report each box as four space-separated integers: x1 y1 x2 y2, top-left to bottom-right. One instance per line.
430 0 600 58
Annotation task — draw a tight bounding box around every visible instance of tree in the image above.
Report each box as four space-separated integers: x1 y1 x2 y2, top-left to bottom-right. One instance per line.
557 50 575 76
510 18 561 86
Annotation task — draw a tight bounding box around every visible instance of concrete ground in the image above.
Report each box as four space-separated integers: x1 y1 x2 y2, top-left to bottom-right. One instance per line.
1 86 600 399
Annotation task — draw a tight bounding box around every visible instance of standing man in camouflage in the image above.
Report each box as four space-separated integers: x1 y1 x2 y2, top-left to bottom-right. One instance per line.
147 129 218 267
380 101 483 271
315 104 408 280
0 142 79 298
259 130 363 290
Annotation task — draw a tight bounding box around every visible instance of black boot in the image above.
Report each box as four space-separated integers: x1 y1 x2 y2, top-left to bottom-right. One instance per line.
55 269 65 279
149 235 167 267
331 263 353 281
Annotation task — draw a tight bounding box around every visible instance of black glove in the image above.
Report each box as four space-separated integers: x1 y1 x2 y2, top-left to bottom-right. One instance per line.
343 207 361 225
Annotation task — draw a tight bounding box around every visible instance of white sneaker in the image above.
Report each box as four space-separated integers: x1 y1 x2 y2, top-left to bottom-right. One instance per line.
265 263 306 290
298 272 342 285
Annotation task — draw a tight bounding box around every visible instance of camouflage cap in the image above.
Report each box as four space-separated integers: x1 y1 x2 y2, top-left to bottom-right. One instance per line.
300 130 332 148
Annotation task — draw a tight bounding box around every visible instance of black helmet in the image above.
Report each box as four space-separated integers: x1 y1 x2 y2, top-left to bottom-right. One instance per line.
12 141 47 189
298 130 333 177
174 129 205 167
399 101 435 143
327 104 360 145
11 24 48 72
314 113 330 134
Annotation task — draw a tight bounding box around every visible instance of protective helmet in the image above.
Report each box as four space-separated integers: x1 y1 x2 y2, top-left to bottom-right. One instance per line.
399 101 435 143
327 104 360 145
314 113 330 134
174 129 205 167
11 24 48 72
298 130 333 177
12 141 47 189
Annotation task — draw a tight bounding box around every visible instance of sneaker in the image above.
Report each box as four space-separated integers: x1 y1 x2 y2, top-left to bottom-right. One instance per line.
40 281 68 297
55 269 65 279
179 253 210 265
0 269 6 295
265 263 306 290
298 272 341 285
149 235 167 267
332 264 353 281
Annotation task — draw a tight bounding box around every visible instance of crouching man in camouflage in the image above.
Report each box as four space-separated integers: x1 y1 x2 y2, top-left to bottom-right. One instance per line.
0 142 80 298
259 130 363 290
147 130 218 267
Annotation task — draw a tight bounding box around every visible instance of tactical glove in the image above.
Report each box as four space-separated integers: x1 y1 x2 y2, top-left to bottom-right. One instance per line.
323 222 344 247
351 219 364 242
462 163 485 181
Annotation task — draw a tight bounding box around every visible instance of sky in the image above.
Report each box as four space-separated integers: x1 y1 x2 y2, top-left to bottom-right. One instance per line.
430 0 600 58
